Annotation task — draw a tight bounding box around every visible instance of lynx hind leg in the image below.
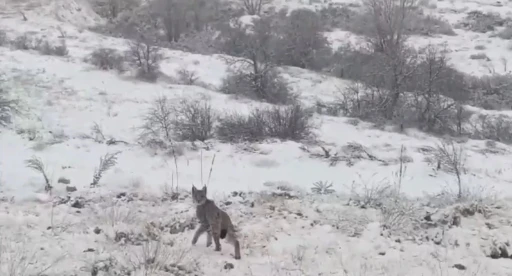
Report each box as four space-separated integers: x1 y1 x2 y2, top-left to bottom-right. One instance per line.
226 231 241 260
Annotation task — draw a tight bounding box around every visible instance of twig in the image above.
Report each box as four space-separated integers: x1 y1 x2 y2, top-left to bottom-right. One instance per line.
200 149 203 187
206 154 216 187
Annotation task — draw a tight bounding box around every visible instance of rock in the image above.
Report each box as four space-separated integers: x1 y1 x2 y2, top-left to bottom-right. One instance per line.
452 215 461 227
489 247 501 259
224 262 234 270
93 227 102 234
66 186 77 192
58 177 71 184
485 222 498 230
71 199 85 209
499 245 509 258
83 248 95 252
453 264 466 270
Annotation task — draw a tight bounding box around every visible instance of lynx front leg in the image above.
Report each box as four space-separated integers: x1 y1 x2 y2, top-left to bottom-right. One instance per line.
206 228 213 247
210 220 222 251
192 224 208 245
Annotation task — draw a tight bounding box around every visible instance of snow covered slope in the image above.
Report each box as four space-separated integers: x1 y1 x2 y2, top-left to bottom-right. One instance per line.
1 0 512 275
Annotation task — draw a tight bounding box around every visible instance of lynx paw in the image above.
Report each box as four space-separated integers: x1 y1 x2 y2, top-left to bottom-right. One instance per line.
215 246 221 252
191 239 198 245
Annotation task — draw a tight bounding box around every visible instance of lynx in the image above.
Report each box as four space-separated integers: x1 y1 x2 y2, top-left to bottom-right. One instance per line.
191 186 241 260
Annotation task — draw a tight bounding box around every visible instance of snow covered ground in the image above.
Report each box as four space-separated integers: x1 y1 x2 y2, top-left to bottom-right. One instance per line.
1 0 512 275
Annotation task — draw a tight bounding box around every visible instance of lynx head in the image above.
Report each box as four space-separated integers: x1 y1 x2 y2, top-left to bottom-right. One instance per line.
192 186 207 205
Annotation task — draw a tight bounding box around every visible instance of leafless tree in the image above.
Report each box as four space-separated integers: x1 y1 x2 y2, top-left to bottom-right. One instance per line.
435 140 466 199
221 18 294 104
92 0 138 21
361 0 419 119
242 0 270 15
275 8 332 70
151 0 188 42
125 38 162 81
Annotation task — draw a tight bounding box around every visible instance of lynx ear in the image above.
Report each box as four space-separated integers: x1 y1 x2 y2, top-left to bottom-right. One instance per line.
202 186 207 194
192 186 197 194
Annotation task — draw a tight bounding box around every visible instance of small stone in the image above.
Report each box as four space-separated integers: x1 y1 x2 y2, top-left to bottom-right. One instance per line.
58 177 71 184
452 264 466 270
224 262 234 270
93 227 102 234
378 251 386 256
485 222 497 230
66 186 77 192
84 248 95 252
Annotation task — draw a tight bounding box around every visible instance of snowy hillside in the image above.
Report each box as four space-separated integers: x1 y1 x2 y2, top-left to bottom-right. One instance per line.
1 0 512 275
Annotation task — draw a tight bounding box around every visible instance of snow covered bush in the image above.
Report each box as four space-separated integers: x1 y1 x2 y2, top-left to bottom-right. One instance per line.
171 98 216 142
220 70 295 105
319 0 454 36
88 47 125 71
90 0 139 21
0 87 17 127
36 39 68 56
12 33 34 50
138 96 174 146
216 104 315 142
125 39 162 82
273 8 333 71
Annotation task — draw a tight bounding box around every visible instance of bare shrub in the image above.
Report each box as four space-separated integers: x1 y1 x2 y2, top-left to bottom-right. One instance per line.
319 3 454 36
0 88 19 127
25 156 52 192
12 33 34 50
469 114 512 143
36 40 68 56
171 98 216 142
88 47 125 71
0 30 7 46
348 176 394 209
125 39 163 82
220 70 295 104
91 0 139 21
497 25 512 40
90 151 121 187
216 104 314 142
469 53 489 60
177 68 198 85
138 96 174 145
405 45 470 133
433 140 466 200
274 8 333 70
468 74 512 110
242 0 270 15
455 11 506 33
215 110 268 142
